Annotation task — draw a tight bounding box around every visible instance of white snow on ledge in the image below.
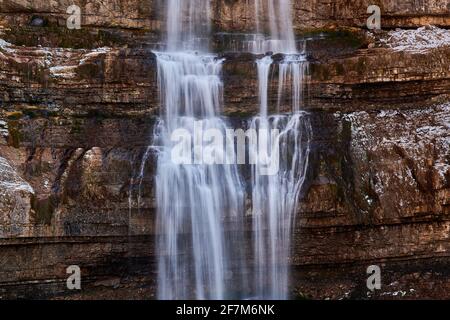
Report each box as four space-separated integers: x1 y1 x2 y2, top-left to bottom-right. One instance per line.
49 47 111 79
0 157 34 195
79 47 111 65
379 25 450 53
0 39 15 53
49 65 78 79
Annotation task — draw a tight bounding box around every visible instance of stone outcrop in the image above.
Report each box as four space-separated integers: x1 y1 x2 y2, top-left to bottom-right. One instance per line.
2 30 448 118
222 45 450 114
0 0 449 299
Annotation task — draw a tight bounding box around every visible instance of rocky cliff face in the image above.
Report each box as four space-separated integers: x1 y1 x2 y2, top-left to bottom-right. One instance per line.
2 0 449 34
0 0 449 299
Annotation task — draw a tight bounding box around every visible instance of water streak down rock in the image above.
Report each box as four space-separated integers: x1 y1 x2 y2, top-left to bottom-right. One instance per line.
152 1 245 299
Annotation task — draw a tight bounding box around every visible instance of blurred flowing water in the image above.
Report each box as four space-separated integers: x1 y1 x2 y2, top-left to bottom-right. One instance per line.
149 0 312 300
251 53 311 299
153 0 245 300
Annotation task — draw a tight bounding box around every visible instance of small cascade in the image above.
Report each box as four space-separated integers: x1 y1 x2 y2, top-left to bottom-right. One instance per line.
154 53 245 299
166 0 211 51
250 113 312 299
153 1 245 300
250 54 312 299
147 0 312 300
249 0 297 54
256 56 274 118
250 0 312 300
277 54 309 113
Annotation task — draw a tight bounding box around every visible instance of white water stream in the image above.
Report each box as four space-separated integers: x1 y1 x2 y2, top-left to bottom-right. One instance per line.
148 0 312 300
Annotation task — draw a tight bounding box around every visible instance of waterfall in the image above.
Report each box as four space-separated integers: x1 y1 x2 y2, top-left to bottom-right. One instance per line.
250 114 311 299
277 54 309 113
151 0 311 300
166 0 211 51
249 0 297 54
250 1 312 299
250 55 311 299
256 56 274 118
154 1 245 300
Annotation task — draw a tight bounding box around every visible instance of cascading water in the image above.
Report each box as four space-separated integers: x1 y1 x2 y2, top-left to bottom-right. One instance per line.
150 0 311 300
250 1 312 299
250 113 311 299
154 1 245 300
166 0 211 51
277 54 309 113
248 0 297 54
250 56 311 298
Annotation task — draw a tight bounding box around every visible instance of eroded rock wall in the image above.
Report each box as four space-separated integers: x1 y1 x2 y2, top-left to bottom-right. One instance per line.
214 0 450 31
2 1 449 34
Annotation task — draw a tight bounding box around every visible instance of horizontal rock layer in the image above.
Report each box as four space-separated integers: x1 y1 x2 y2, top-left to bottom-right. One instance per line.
1 0 449 38
1 36 449 117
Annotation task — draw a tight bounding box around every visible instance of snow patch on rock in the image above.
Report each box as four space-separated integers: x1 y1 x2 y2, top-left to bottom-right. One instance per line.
79 47 111 65
380 26 450 53
49 47 111 79
0 39 15 53
0 120 8 138
339 103 449 212
0 157 34 195
49 65 78 79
